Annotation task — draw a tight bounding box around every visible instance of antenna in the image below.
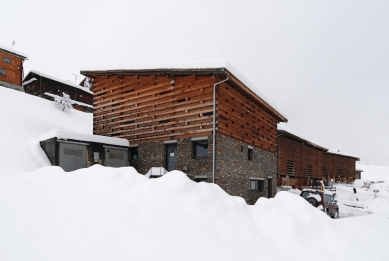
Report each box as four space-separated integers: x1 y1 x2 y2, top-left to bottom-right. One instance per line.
12 40 15 49
72 73 79 84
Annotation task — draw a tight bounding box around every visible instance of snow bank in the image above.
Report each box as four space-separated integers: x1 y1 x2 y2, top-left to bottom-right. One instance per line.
39 129 129 147
0 88 92 175
0 165 388 261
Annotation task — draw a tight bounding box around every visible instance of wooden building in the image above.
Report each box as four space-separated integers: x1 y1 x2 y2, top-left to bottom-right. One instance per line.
277 126 360 189
81 62 288 204
23 70 93 112
0 44 28 91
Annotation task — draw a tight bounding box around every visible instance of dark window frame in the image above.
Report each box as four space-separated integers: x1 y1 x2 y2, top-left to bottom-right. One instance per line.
248 148 253 161
3 57 11 64
249 179 264 191
0 68 5 76
192 140 208 158
130 147 138 160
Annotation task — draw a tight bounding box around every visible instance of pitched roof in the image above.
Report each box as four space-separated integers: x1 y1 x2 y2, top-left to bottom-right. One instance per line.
277 124 328 151
80 60 287 122
24 70 93 94
0 44 28 59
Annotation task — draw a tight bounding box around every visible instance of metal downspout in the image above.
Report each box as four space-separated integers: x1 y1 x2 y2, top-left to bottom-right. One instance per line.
212 76 229 184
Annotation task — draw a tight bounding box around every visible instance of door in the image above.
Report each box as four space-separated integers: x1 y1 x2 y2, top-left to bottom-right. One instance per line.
59 142 87 171
268 178 273 198
166 143 177 171
105 147 128 167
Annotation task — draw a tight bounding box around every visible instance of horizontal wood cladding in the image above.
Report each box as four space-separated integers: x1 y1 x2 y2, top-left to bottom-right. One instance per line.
93 74 217 143
323 153 356 180
0 50 23 86
217 83 277 152
278 135 357 185
278 136 324 178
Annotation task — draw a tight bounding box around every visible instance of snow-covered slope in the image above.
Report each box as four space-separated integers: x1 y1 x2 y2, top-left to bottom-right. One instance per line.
356 162 389 182
0 166 388 261
0 88 92 175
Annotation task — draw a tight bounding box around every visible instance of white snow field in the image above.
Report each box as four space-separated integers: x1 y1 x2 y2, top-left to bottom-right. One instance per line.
0 87 92 175
0 88 388 261
0 166 388 261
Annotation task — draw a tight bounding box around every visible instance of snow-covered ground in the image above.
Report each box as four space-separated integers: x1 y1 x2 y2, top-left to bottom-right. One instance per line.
0 88 388 260
0 88 92 175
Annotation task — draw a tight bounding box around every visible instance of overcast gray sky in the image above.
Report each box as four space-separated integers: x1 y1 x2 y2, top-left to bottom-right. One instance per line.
2 0 389 165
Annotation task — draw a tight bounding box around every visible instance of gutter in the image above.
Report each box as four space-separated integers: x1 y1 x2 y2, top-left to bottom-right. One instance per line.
212 76 229 184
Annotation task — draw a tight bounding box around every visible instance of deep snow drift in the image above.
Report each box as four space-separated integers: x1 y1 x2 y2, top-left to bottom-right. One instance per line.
0 165 388 261
0 88 388 261
0 88 92 175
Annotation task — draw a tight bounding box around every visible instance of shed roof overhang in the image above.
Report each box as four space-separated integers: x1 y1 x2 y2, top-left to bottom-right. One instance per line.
80 67 287 123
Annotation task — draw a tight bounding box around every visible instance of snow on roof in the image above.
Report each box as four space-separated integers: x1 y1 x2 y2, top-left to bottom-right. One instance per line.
81 59 287 121
277 123 328 150
0 44 28 59
44 92 93 109
26 70 93 94
39 129 129 147
327 149 360 160
22 78 37 86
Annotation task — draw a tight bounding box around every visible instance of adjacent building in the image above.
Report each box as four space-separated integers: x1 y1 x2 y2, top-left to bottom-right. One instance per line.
23 70 93 112
39 129 130 172
277 125 360 189
0 45 28 91
81 62 288 204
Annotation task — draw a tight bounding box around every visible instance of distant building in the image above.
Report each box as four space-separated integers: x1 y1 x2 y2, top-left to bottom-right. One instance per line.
23 71 93 112
81 62 288 204
277 126 360 189
0 44 28 91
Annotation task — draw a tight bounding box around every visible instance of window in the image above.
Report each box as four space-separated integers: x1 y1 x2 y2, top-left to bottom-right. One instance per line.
0 68 5 76
287 160 295 176
307 164 313 176
194 176 207 183
248 148 253 160
3 57 11 64
130 147 138 160
193 140 208 158
249 179 264 191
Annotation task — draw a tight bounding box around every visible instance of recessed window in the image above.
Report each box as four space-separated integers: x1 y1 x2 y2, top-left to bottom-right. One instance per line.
3 57 11 64
0 68 5 76
130 147 138 160
249 179 264 191
248 148 253 160
193 140 208 158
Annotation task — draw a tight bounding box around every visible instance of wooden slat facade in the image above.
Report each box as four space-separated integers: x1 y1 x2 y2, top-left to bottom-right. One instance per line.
84 69 286 152
277 130 359 189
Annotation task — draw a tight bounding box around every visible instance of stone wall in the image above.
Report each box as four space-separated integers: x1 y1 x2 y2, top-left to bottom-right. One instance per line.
129 133 277 205
215 134 277 205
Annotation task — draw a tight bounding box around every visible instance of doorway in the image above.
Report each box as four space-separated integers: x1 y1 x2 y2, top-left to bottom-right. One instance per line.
268 178 273 198
166 143 177 171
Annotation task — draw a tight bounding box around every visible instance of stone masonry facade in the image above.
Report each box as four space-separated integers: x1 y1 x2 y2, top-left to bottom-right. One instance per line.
129 133 277 205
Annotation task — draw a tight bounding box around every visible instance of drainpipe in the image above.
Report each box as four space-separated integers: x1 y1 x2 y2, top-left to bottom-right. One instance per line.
212 76 229 184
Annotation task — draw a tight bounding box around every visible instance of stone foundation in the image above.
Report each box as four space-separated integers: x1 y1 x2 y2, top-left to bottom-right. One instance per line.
129 133 277 204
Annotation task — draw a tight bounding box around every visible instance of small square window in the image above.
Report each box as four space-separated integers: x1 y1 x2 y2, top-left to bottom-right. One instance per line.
248 148 253 160
249 179 264 191
0 68 5 76
130 147 138 160
3 57 11 64
193 140 208 158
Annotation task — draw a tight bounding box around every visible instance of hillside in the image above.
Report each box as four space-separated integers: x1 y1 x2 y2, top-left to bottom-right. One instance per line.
0 88 92 175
